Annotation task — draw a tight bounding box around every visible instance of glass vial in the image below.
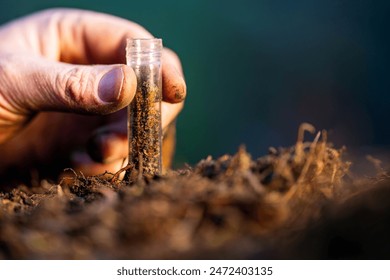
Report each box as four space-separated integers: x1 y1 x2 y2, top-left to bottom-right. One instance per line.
126 38 163 178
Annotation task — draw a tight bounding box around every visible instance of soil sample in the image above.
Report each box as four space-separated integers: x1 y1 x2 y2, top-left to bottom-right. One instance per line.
126 39 163 179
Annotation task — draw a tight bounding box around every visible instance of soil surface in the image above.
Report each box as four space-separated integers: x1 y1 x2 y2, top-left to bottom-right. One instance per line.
1 124 389 259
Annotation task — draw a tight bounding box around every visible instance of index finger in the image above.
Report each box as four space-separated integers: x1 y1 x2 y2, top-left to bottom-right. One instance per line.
1 8 186 103
0 8 151 64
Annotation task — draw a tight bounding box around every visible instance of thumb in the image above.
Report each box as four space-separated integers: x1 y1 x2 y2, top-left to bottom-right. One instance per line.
0 53 136 116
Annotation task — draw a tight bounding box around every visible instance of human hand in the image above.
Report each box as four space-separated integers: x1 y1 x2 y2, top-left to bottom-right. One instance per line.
0 8 186 181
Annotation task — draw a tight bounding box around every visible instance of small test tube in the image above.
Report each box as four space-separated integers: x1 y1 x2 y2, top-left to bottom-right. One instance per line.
126 38 163 178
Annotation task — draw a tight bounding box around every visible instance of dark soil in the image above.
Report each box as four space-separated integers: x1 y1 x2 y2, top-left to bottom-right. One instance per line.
1 124 389 259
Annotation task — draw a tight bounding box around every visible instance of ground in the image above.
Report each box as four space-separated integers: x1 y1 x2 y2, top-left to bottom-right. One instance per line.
0 124 389 259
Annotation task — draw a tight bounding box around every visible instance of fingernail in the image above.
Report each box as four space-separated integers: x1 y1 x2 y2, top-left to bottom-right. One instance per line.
175 87 186 101
172 66 186 101
98 67 124 103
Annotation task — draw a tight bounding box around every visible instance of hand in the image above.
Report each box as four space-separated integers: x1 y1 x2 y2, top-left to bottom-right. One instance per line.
0 9 186 182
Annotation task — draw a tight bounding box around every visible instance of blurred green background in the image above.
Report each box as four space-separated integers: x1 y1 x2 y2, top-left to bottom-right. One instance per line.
1 0 389 166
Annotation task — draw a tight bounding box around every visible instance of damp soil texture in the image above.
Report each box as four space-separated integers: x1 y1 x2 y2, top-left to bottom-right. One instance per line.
1 125 390 259
127 69 162 178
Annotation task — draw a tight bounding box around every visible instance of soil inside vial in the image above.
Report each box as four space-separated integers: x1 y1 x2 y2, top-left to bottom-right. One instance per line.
127 65 162 179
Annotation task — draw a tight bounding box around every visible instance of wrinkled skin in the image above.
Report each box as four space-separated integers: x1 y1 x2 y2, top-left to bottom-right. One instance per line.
0 9 186 181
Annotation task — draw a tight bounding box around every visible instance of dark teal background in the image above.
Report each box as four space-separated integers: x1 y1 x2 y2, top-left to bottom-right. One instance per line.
1 0 389 165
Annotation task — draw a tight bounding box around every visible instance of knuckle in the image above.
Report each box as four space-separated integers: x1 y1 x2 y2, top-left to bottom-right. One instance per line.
0 57 28 125
56 67 95 108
